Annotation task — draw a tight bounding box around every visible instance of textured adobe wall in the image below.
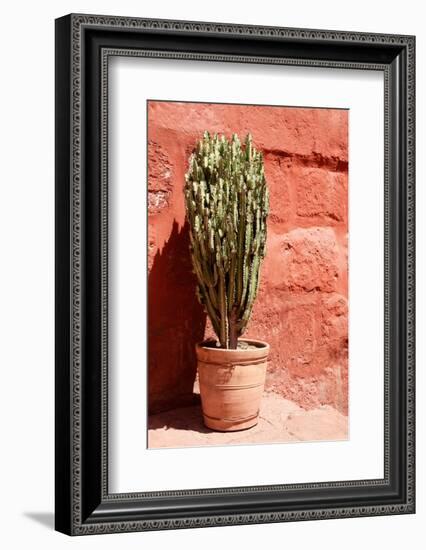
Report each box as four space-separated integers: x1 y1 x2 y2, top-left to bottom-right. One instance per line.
147 101 348 415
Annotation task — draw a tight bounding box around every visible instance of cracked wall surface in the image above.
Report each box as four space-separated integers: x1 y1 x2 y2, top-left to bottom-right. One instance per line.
147 101 348 415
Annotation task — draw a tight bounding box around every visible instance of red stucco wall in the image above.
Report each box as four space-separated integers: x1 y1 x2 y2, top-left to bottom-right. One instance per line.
147 101 348 415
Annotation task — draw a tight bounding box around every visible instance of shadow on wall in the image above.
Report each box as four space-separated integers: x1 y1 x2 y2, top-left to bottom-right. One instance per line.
148 220 206 414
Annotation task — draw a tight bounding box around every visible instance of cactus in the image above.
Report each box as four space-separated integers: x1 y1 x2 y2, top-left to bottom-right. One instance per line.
184 131 269 349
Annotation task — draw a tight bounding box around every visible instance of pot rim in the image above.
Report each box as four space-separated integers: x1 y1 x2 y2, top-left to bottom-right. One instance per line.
196 338 270 352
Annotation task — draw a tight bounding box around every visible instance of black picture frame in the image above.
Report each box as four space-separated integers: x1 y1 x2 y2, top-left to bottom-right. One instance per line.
55 13 416 535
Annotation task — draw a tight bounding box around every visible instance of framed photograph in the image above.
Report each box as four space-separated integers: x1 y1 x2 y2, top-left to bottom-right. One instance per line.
55 13 415 535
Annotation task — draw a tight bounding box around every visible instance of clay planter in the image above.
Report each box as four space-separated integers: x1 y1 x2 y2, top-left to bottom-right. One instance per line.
196 339 269 432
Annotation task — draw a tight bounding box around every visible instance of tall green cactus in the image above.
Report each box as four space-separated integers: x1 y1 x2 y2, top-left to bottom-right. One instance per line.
184 131 269 349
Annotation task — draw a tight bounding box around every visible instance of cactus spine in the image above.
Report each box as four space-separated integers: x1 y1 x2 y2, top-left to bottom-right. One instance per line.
184 131 269 349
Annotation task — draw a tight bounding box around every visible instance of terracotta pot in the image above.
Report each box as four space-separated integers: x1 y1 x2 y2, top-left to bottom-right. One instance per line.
196 339 269 432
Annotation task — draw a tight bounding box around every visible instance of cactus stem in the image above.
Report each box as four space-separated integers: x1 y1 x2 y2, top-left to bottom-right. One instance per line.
184 132 269 349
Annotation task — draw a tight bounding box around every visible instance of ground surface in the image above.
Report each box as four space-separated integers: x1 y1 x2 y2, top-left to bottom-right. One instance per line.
148 391 348 449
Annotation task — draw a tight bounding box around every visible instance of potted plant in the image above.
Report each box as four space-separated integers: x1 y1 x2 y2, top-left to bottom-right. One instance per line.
184 131 270 432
